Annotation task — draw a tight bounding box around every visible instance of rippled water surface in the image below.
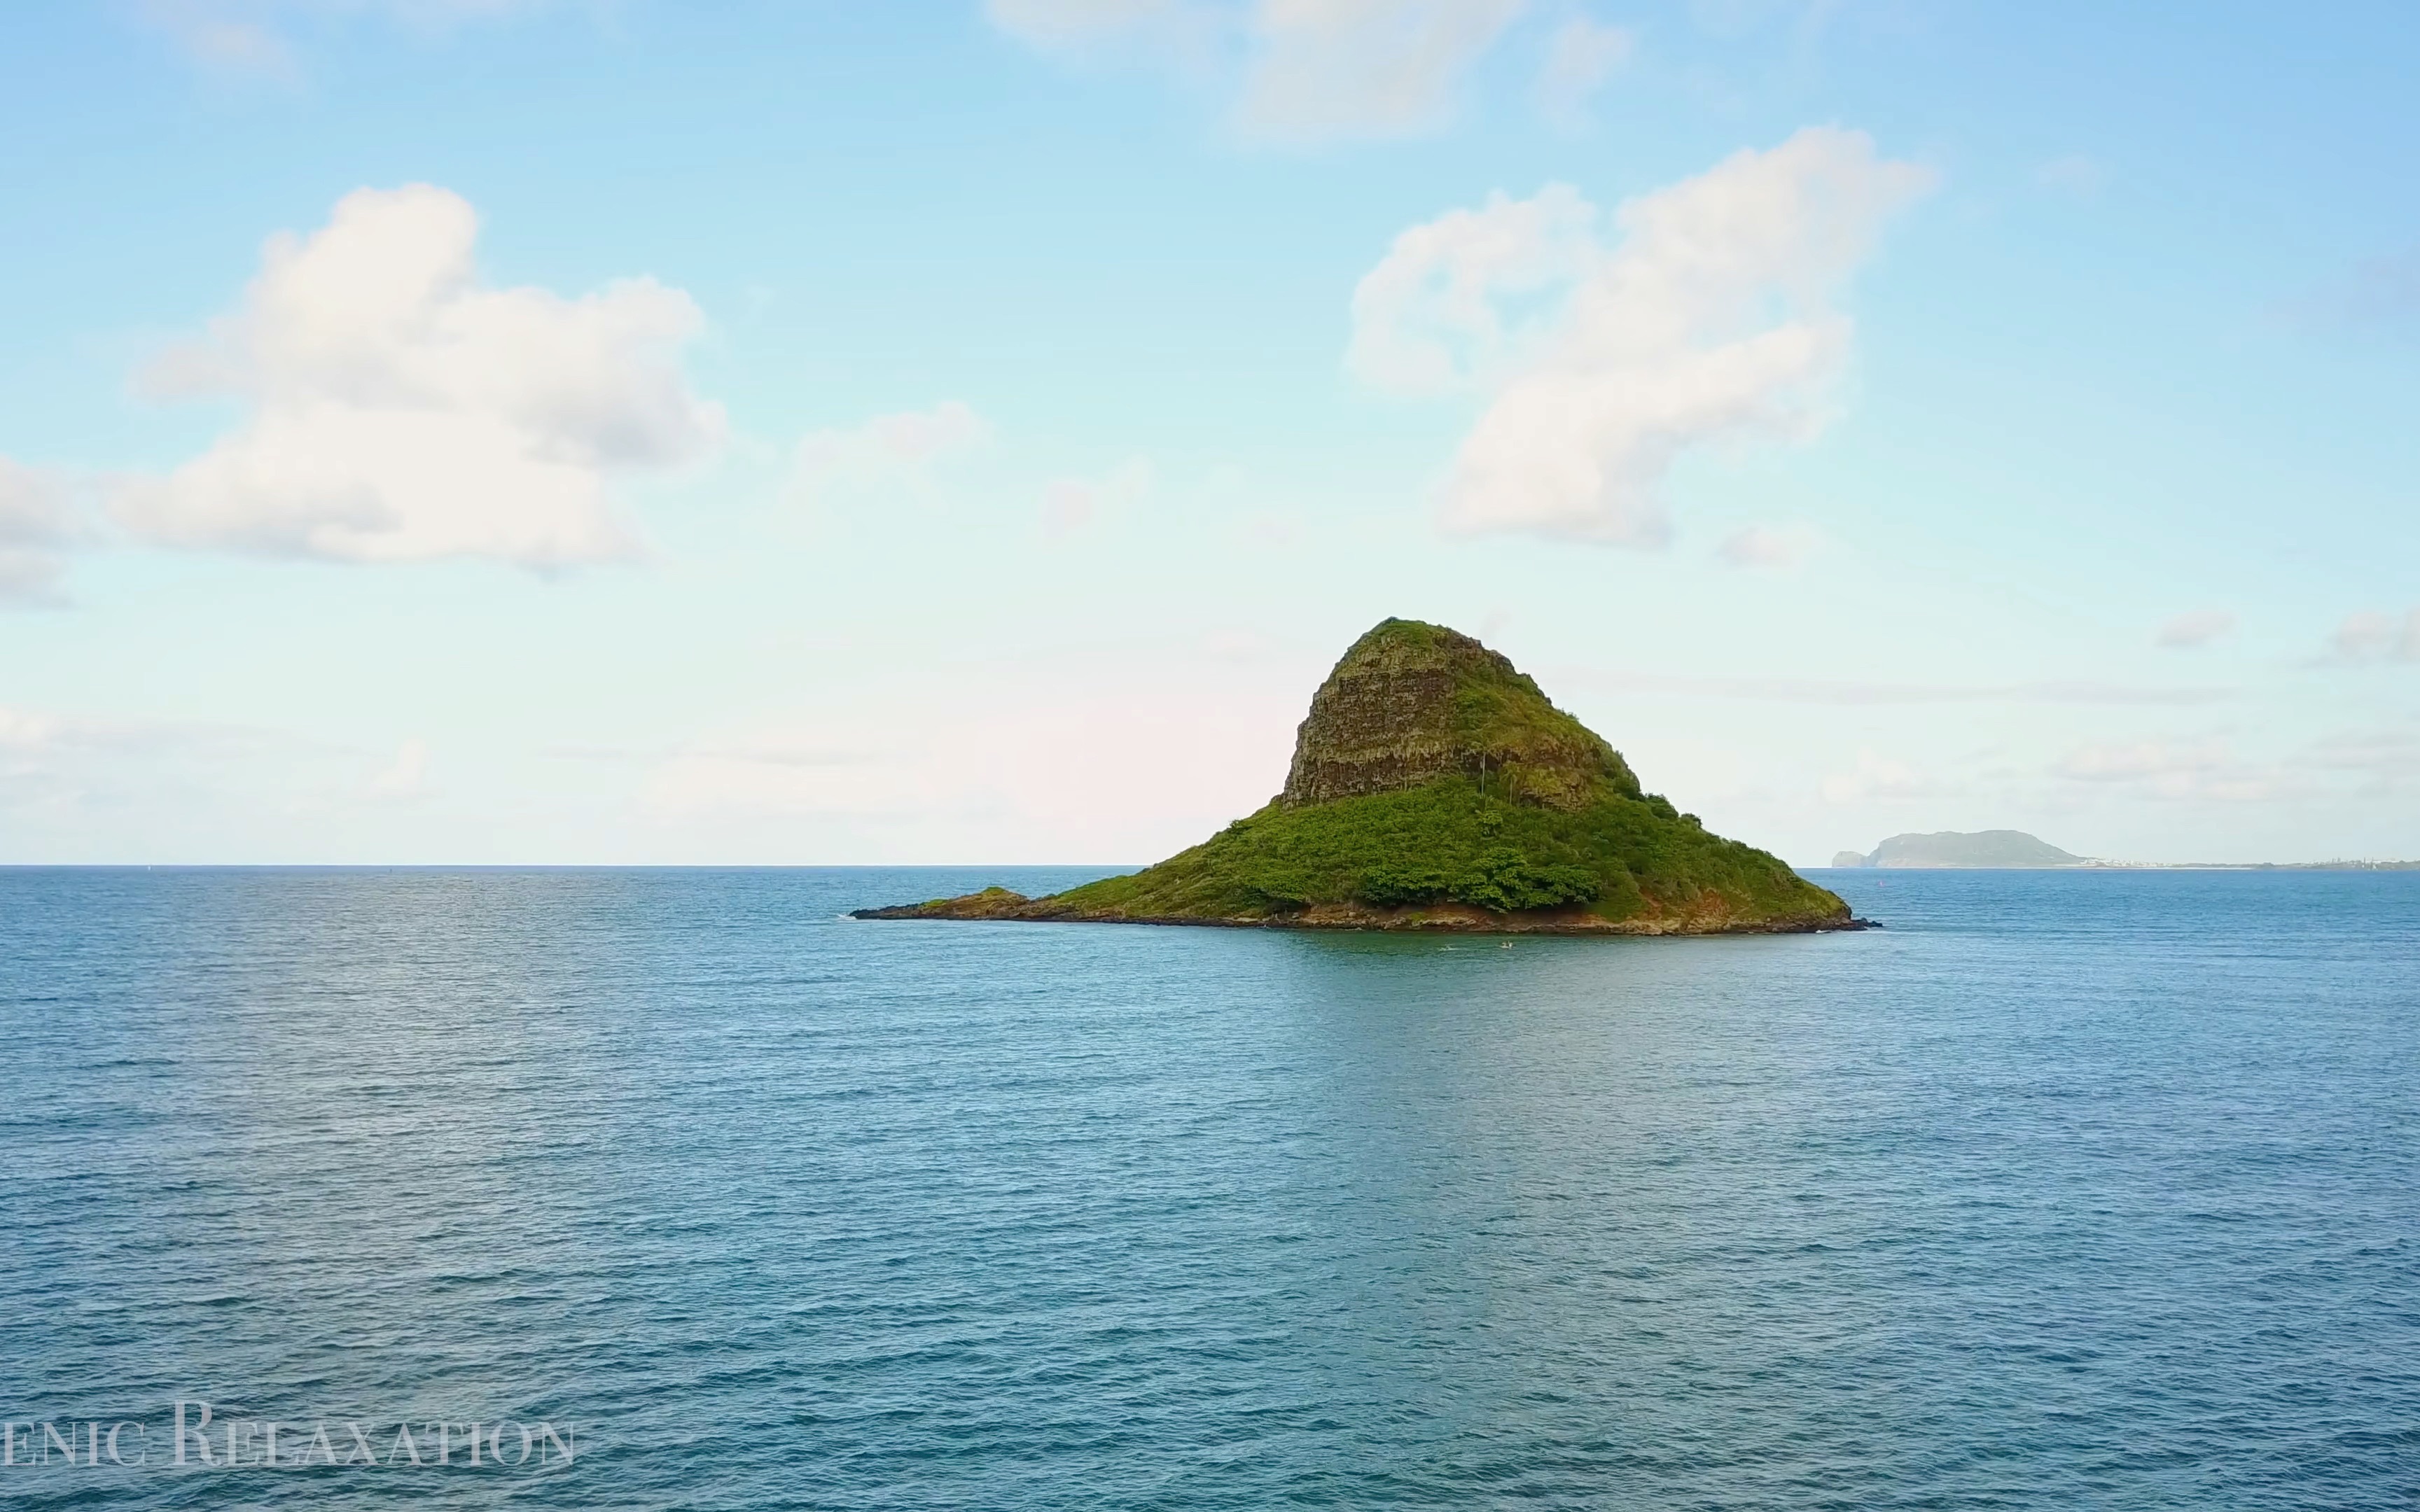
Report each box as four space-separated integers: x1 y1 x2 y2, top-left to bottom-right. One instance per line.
1 867 2415 1508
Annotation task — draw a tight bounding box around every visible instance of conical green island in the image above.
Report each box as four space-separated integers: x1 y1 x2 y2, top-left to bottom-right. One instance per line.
855 619 1861 934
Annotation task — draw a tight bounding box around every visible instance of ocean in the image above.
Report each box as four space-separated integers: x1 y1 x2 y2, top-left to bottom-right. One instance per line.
1 866 2414 1508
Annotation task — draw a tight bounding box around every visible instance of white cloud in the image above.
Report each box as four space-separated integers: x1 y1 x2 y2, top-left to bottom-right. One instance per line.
1042 458 1153 536
2053 738 2276 802
1820 748 1935 804
141 0 537 74
2298 727 2420 797
142 1 297 72
366 738 431 800
0 706 67 752
787 402 992 507
986 0 1530 143
2155 608 2234 649
1237 0 1528 142
0 701 319 834
1717 522 1819 569
1534 14 1632 124
1350 127 1933 545
0 459 74 604
1347 183 1598 393
116 185 722 568
2054 739 2226 783
2304 727 2420 774
0 702 484 857
2329 608 2420 663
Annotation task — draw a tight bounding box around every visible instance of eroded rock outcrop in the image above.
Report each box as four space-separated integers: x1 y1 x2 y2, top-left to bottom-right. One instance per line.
1279 620 1638 813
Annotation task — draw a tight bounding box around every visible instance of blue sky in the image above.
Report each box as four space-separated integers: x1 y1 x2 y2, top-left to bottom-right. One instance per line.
2 0 2415 865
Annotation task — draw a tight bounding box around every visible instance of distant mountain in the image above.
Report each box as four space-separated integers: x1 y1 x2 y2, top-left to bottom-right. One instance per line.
1833 831 2087 869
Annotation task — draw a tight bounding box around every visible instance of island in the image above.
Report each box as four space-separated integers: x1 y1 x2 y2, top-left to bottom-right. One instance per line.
855 618 1863 934
1831 831 2087 869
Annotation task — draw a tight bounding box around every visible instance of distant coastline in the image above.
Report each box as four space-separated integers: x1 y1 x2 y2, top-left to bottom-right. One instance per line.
1825 828 2419 872
2066 859 2420 872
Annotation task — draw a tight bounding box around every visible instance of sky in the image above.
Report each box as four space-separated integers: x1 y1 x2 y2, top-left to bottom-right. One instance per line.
1 0 2416 867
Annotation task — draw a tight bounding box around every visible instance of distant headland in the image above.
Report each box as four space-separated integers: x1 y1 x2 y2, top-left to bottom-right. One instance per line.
1832 831 2085 869
856 619 1864 934
1828 829 2419 870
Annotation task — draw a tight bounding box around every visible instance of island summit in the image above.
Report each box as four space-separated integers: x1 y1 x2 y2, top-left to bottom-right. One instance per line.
855 618 1863 934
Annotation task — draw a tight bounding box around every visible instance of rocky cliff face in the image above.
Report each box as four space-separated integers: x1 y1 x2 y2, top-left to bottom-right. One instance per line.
1279 619 1639 813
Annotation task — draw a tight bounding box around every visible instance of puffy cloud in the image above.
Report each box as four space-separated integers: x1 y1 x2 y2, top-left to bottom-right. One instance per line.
2328 608 2420 662
0 460 74 603
2155 608 2234 649
986 0 1529 143
1534 14 1632 124
1717 522 1819 569
787 402 992 507
116 185 723 568
1350 127 1933 545
1347 183 1597 393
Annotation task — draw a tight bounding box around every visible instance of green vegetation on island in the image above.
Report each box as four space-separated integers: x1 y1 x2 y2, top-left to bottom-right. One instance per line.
856 618 1858 934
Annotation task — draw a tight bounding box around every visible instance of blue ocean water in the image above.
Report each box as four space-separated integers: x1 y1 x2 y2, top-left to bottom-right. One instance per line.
0 866 2414 1508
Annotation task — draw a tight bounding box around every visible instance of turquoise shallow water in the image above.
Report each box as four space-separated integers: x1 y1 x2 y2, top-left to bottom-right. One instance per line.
0 866 2414 1508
